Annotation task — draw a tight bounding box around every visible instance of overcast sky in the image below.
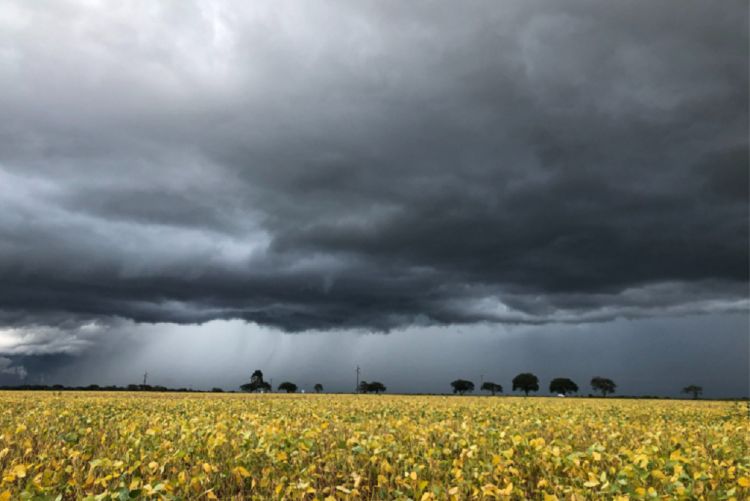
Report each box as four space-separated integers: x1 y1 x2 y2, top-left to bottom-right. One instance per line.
0 1 747 397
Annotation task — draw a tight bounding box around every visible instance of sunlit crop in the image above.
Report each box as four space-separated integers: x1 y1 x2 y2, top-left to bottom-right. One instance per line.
0 392 748 499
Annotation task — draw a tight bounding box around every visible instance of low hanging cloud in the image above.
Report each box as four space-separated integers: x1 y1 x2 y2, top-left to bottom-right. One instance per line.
0 0 747 356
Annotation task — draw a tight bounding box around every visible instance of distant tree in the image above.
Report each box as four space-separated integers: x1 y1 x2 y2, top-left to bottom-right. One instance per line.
451 379 475 395
250 369 264 388
212 387 224 393
359 381 387 393
480 382 503 395
512 373 539 396
549 378 579 395
278 381 298 393
314 384 324 393
241 369 271 392
591 377 617 397
368 382 387 394
681 385 703 399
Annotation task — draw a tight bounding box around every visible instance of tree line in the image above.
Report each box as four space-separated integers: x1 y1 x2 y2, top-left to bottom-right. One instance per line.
239 370 705 399
239 370 387 394
0 370 705 399
0 381 705 399
450 374 616 397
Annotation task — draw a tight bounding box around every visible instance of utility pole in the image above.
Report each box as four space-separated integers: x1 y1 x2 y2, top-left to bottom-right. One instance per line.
143 371 148 386
355 366 360 393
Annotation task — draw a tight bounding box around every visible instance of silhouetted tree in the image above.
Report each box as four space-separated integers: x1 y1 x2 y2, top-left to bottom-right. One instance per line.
241 369 271 392
591 377 616 397
278 381 298 393
368 382 386 394
549 378 579 395
211 387 224 393
512 373 539 396
314 384 324 393
249 369 264 389
359 381 387 393
681 385 703 399
450 379 475 395
480 382 503 395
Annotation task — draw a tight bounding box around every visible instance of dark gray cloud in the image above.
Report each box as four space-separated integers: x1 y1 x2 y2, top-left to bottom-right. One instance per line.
0 1 747 360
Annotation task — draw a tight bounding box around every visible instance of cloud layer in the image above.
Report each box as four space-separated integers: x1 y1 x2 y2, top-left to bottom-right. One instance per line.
0 1 747 348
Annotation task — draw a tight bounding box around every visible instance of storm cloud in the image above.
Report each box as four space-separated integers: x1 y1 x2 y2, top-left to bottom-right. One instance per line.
0 0 747 363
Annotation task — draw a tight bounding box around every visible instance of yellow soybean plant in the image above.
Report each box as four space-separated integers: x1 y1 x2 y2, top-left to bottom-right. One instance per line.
0 392 748 500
